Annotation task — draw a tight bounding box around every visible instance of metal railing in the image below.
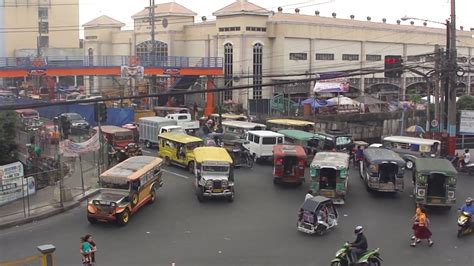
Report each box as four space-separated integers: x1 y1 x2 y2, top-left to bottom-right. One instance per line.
0 56 223 69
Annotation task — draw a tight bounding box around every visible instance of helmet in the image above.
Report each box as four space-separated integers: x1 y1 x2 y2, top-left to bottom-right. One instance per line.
354 226 364 235
466 197 473 204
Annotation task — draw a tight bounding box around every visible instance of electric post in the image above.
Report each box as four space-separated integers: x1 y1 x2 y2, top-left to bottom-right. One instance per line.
447 0 458 155
149 0 157 108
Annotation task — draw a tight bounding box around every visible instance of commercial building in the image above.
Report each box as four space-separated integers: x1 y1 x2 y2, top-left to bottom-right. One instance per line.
0 0 82 87
83 0 474 110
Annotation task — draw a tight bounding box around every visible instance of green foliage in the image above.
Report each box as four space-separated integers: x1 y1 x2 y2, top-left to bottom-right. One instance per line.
457 96 474 110
408 93 423 104
0 111 18 165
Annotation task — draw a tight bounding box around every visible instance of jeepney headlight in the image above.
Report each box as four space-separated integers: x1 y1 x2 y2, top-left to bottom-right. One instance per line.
418 174 426 183
417 189 425 197
222 180 228 188
448 177 456 185
205 180 213 189
310 168 316 177
448 191 455 199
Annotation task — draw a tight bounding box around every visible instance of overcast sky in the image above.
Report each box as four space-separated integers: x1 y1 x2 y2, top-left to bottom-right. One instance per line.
79 0 474 31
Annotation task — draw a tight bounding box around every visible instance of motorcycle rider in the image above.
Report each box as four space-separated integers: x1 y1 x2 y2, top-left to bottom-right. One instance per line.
460 149 471 168
460 197 474 227
349 226 368 264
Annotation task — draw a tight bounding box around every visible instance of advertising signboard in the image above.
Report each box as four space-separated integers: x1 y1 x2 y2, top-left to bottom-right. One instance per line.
459 110 474 135
0 162 36 206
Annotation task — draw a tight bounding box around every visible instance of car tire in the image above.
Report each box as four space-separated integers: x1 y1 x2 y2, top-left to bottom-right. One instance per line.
149 187 157 204
227 193 234 203
406 160 414 170
87 216 97 224
369 259 381 266
188 161 194 173
196 187 204 202
116 209 130 226
330 262 342 266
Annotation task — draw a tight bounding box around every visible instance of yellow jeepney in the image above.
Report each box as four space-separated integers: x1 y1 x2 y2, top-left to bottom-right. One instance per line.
193 147 235 202
158 132 203 172
87 156 163 226
267 119 315 132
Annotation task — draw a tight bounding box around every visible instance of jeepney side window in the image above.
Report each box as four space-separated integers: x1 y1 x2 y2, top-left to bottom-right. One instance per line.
254 135 260 144
277 137 283 144
247 133 253 142
431 143 439 153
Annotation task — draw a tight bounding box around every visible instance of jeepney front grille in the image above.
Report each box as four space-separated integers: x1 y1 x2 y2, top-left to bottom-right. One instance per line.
213 180 222 189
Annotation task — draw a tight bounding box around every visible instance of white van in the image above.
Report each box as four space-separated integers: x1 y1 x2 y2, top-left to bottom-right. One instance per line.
243 130 284 161
222 121 266 137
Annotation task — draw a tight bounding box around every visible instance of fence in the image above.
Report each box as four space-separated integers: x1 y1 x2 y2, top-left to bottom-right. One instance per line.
457 135 474 149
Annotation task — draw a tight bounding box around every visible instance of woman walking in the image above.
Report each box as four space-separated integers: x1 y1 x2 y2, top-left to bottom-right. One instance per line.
411 207 433 247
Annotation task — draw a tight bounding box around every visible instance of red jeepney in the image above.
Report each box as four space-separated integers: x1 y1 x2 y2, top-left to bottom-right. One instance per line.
122 123 139 144
272 145 307 185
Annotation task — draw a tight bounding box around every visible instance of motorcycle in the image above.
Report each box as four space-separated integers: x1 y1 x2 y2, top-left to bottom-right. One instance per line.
450 155 474 175
331 242 382 266
457 211 473 237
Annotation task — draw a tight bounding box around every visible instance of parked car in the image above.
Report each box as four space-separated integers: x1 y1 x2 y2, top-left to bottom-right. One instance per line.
60 112 90 133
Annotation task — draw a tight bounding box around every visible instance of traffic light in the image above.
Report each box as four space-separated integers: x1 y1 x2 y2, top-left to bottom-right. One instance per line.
95 102 107 123
384 55 403 78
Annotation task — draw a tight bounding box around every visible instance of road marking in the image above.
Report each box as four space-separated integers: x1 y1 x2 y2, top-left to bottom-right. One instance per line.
162 169 190 180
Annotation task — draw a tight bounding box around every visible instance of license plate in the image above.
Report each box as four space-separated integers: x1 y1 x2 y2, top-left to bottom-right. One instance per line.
321 191 334 197
431 199 441 204
213 189 223 193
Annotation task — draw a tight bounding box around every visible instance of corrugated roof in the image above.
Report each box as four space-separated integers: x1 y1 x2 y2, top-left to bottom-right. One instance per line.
132 2 197 18
213 0 271 16
83 15 125 28
415 158 457 176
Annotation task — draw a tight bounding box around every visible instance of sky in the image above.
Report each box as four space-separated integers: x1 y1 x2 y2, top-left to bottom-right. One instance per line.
79 0 474 32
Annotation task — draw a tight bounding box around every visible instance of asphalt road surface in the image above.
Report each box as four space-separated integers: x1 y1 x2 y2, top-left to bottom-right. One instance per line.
1 155 473 266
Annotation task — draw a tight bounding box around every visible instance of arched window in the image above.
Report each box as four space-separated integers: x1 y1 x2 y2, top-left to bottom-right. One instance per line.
224 43 233 101
136 40 168 66
253 43 263 99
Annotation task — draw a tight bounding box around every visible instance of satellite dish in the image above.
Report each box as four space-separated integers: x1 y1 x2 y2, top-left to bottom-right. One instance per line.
162 18 168 28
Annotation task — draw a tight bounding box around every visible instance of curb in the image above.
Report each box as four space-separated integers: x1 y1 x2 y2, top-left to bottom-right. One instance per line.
0 189 101 230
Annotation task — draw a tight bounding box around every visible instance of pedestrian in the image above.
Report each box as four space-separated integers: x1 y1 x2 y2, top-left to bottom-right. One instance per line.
305 190 314 201
80 234 97 264
80 236 91 265
411 206 433 247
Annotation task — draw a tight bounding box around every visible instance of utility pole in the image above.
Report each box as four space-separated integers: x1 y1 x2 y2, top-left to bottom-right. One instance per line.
434 45 442 131
149 0 157 108
447 0 458 155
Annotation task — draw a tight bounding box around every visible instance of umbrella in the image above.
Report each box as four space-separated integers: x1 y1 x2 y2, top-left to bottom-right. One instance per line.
405 125 425 134
327 96 359 105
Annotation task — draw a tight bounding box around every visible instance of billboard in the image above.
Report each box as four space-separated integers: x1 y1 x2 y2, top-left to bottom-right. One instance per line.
459 110 474 135
0 162 36 206
313 77 350 93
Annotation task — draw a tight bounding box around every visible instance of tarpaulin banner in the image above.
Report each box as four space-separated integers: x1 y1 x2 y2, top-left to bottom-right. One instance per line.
313 77 350 93
59 132 99 157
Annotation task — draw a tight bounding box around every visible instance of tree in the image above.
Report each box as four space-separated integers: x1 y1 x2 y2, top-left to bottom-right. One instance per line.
457 96 474 110
0 111 18 165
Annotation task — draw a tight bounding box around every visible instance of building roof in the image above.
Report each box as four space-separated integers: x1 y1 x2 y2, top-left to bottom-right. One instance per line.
269 12 472 37
132 2 197 18
83 15 125 28
213 0 271 17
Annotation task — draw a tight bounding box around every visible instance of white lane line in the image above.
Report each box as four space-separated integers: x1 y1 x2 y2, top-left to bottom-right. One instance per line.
162 169 191 180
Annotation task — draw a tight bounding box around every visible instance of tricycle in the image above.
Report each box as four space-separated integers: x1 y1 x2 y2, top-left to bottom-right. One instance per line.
297 196 338 235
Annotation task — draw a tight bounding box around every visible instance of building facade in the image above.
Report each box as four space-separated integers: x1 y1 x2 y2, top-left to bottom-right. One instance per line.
0 0 81 86
83 0 474 108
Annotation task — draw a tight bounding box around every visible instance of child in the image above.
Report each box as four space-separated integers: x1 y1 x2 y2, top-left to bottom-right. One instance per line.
81 237 92 264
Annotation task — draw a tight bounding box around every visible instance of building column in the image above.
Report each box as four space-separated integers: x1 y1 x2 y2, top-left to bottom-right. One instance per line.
74 76 77 87
56 76 59 83
359 41 366 95
401 44 408 100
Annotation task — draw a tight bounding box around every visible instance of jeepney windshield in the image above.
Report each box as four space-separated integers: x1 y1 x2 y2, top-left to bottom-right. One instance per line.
202 165 229 173
186 142 202 150
100 180 129 190
114 134 133 141
336 136 352 146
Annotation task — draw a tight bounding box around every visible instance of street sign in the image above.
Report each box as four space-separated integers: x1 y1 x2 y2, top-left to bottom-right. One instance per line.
431 119 439 128
459 110 474 135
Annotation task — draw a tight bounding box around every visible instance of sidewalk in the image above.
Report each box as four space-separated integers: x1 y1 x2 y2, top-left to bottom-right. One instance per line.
0 154 100 230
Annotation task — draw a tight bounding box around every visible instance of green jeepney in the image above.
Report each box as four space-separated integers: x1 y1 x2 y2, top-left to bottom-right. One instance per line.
413 158 457 207
310 152 350 204
279 129 319 165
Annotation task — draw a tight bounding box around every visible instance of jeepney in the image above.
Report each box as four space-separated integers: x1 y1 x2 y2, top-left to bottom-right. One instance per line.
222 120 266 137
313 131 353 152
310 152 350 204
210 113 247 121
278 129 320 165
87 156 163 226
382 136 441 169
95 125 142 162
361 148 406 192
267 119 315 132
193 147 235 202
272 145 307 185
158 132 203 172
413 158 457 207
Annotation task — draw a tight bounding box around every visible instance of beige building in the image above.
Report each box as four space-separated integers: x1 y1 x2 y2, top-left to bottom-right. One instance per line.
83 0 474 109
0 0 81 86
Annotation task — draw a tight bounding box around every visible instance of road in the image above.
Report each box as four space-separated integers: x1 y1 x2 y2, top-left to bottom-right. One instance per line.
1 151 473 266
